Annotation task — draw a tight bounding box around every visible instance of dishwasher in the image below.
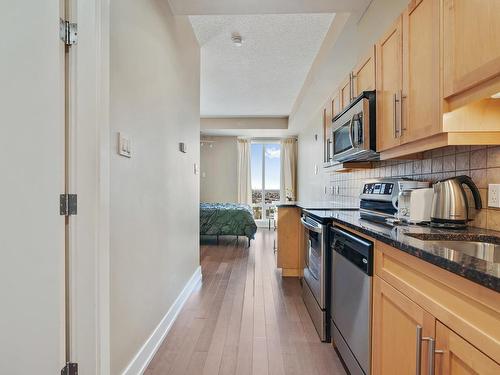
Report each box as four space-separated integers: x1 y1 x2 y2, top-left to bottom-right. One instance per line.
330 226 373 375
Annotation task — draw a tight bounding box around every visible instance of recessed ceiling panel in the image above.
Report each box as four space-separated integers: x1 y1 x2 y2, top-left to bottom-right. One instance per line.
190 14 335 117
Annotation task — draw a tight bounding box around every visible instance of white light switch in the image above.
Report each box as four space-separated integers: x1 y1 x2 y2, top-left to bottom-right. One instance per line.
314 164 318 175
194 163 200 175
488 184 500 208
118 132 131 158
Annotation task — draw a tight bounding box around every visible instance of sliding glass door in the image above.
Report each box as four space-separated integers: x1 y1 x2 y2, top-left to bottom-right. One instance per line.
251 142 281 223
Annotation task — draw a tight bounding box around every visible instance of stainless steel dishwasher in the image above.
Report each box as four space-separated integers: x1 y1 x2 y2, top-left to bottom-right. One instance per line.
330 226 373 375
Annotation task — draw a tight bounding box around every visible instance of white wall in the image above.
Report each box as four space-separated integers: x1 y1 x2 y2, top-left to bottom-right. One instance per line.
200 136 238 203
109 0 200 373
296 0 408 201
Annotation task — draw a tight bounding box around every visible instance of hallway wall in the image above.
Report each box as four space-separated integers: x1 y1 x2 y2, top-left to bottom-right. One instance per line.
109 0 200 373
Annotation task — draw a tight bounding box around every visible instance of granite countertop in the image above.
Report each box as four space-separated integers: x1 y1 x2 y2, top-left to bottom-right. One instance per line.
275 201 359 210
303 209 500 293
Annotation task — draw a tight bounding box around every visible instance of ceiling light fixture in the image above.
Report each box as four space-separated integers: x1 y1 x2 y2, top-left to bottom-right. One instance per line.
491 92 500 99
231 33 243 47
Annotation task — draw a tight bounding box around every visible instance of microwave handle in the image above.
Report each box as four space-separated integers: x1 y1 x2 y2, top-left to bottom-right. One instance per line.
326 138 332 161
349 113 357 148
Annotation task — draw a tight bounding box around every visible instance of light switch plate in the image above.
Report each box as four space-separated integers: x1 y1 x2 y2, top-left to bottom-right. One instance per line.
194 163 200 175
488 184 500 208
118 132 131 158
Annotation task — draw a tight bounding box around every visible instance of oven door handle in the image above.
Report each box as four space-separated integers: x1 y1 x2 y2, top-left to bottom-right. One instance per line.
300 217 323 234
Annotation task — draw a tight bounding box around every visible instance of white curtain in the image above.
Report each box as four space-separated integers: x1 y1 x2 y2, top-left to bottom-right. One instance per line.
280 138 298 202
237 139 252 205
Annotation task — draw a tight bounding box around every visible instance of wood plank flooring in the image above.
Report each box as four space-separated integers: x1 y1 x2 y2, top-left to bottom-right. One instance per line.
145 229 347 375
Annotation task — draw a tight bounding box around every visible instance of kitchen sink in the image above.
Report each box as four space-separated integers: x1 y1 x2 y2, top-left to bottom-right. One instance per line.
405 233 500 263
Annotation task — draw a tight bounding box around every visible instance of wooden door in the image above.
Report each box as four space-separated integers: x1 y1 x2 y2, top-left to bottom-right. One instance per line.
372 276 435 375
340 75 352 110
442 0 500 99
435 322 500 374
353 46 376 97
376 16 403 152
0 1 66 374
403 0 442 144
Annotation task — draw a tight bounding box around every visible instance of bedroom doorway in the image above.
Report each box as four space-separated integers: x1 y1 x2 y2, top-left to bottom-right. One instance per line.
251 142 281 228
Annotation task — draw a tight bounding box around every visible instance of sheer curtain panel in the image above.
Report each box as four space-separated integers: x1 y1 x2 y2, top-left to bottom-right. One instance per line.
280 138 297 202
237 139 252 205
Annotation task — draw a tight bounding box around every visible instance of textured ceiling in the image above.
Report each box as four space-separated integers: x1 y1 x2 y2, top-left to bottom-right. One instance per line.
190 14 335 117
170 0 369 15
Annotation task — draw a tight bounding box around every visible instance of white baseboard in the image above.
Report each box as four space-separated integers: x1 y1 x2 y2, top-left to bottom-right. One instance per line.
121 266 202 375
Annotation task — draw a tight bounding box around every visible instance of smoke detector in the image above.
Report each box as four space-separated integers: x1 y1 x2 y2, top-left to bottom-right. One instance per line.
231 33 243 47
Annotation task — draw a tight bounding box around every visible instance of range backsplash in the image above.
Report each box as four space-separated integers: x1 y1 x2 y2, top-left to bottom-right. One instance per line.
329 145 500 230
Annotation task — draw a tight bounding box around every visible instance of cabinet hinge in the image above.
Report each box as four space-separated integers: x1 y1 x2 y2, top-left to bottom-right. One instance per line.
59 18 78 46
61 362 78 375
60 194 77 216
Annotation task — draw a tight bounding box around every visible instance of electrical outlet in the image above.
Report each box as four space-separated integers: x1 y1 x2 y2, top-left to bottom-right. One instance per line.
330 186 335 195
488 184 500 208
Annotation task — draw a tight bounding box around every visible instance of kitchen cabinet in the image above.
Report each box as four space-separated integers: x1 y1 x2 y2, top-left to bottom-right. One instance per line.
402 0 441 144
331 223 500 374
442 0 500 109
339 76 352 111
373 240 500 371
376 16 403 152
276 206 301 276
322 100 333 165
435 322 500 374
372 276 435 375
332 90 341 118
352 46 376 98
375 0 500 159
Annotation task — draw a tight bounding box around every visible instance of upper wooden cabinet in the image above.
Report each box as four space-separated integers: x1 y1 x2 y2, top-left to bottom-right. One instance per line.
339 76 352 110
332 90 341 118
375 0 500 158
352 46 376 98
322 101 333 165
402 0 442 144
442 0 500 108
376 16 403 152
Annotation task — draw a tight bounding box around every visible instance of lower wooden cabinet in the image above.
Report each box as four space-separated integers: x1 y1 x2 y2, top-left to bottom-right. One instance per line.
276 207 301 276
435 322 500 375
373 276 435 375
372 240 500 375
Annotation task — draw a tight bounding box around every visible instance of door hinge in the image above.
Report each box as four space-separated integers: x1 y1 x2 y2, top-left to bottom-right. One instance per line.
60 194 77 216
60 18 78 46
61 362 78 375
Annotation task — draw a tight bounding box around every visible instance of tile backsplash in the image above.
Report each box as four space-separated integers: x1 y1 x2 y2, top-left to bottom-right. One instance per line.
328 145 500 230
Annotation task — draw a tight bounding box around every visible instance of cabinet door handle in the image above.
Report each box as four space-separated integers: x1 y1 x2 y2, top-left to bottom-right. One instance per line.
415 325 423 375
393 93 399 138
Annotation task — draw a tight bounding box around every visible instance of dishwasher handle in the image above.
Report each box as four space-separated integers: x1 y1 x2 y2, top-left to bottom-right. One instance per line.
300 217 323 234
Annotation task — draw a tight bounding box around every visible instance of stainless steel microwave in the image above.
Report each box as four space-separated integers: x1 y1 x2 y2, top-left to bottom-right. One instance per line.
329 91 378 164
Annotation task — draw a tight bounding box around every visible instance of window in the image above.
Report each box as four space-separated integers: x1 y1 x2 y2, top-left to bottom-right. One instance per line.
251 142 281 221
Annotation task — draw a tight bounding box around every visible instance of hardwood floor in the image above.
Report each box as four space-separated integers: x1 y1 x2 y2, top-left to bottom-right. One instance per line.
145 229 347 375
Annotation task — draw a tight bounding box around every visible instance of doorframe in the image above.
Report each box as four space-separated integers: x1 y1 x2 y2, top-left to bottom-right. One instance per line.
68 0 111 373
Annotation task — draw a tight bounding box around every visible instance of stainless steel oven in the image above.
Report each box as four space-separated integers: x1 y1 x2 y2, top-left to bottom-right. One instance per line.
331 91 378 163
300 214 328 342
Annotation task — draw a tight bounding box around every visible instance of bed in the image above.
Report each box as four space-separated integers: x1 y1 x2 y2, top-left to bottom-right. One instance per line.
200 203 257 246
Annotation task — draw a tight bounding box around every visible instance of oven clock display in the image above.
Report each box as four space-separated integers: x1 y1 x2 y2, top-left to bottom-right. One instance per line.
363 183 394 195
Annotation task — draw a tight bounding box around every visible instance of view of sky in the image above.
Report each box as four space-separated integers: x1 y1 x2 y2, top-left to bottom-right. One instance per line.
251 143 280 190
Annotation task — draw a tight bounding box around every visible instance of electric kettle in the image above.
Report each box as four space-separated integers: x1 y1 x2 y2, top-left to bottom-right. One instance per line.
430 175 482 228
